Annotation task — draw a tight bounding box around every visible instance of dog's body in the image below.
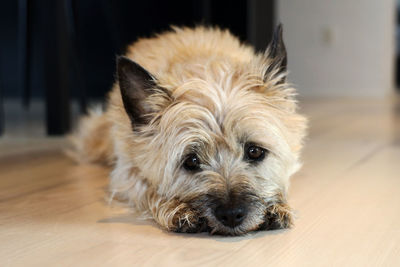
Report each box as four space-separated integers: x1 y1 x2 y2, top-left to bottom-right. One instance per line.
71 26 307 235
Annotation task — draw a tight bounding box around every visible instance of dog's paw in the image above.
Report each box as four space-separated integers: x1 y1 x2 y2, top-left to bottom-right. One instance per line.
259 203 293 230
174 216 208 233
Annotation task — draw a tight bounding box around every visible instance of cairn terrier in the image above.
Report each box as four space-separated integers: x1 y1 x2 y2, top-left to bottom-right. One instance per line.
71 25 307 235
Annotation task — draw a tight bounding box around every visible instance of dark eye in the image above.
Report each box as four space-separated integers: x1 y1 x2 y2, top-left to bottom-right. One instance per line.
183 153 201 172
245 143 267 162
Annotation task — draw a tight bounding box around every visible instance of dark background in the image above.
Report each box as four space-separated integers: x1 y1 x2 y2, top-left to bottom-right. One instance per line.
0 0 276 135
0 0 273 100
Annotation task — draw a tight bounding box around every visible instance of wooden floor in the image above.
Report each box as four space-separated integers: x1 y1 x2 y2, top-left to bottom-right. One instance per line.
1 98 400 266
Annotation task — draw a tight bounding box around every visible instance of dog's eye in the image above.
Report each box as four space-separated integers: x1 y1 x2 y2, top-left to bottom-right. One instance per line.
245 143 267 162
183 153 201 172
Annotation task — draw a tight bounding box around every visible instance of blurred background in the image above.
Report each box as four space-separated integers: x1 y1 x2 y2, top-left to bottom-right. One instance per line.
0 0 397 137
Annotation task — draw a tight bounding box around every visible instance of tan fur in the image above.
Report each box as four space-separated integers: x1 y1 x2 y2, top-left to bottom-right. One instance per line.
68 106 114 165
71 26 307 235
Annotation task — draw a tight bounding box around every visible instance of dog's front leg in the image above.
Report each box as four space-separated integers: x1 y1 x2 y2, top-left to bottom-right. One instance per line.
146 192 207 233
259 201 294 230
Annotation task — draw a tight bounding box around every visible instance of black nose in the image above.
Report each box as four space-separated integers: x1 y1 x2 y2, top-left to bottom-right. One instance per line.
215 204 247 228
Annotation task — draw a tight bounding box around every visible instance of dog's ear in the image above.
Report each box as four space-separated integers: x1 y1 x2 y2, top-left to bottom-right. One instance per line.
117 56 170 127
264 24 287 83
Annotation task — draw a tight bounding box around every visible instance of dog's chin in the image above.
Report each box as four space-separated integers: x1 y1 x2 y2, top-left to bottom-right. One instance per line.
172 194 293 235
173 207 293 236
174 213 286 236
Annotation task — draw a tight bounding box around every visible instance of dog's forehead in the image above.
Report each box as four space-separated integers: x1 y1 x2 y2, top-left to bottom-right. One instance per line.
159 92 282 154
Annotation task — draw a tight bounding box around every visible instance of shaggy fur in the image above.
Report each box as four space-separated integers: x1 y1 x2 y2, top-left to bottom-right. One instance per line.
71 26 307 235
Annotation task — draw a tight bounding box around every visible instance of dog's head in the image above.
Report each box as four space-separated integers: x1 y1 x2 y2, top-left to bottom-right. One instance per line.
112 26 307 235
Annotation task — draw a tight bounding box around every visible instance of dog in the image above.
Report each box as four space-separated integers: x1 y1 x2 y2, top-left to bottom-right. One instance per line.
70 25 307 235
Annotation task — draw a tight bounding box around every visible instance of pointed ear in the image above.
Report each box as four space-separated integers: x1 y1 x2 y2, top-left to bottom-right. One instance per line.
117 56 170 127
264 24 287 83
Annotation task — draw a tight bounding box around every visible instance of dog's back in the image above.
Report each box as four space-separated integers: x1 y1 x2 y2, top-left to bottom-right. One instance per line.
125 27 255 78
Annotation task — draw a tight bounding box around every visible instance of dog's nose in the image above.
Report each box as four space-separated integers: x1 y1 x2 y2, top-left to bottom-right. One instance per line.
215 204 247 228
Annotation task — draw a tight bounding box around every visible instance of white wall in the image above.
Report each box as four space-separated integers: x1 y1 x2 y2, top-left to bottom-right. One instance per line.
277 0 396 97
